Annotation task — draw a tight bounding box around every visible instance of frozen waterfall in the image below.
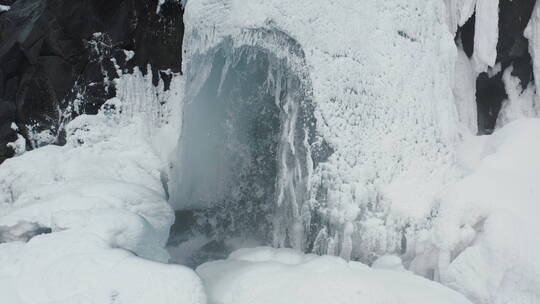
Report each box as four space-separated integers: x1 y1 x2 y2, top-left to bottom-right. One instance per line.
168 31 331 262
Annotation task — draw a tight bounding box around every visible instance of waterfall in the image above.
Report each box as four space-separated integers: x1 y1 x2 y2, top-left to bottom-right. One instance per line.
168 31 325 263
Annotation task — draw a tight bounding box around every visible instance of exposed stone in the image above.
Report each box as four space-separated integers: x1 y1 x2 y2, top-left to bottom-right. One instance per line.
0 0 184 163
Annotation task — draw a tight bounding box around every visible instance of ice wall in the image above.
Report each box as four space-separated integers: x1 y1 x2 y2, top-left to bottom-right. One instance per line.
179 0 460 262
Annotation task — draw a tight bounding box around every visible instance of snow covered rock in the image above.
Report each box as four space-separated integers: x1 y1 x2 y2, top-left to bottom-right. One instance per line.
197 247 473 304
0 231 206 304
0 71 205 304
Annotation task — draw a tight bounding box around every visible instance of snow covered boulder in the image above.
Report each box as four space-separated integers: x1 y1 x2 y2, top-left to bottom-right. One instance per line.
0 71 205 304
0 231 206 304
197 247 473 304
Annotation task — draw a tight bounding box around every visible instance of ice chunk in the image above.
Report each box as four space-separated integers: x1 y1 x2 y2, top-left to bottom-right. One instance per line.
453 45 478 134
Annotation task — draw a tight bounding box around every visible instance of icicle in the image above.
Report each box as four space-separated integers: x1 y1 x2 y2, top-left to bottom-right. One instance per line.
473 0 499 72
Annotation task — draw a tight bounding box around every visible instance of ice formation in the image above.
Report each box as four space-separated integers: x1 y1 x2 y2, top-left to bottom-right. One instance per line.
176 0 460 262
169 32 316 253
472 0 499 72
453 45 478 134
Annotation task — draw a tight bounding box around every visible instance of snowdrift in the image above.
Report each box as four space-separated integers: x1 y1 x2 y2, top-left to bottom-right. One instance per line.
197 247 473 304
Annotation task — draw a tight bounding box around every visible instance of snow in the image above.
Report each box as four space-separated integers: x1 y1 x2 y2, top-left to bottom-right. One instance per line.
496 66 538 128
0 5 10 12
473 0 499 72
0 70 205 304
183 0 461 260
197 247 473 304
525 0 540 103
0 231 206 304
408 118 540 304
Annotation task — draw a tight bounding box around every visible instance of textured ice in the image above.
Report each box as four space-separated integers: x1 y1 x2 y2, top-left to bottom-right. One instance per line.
453 45 478 134
182 0 460 261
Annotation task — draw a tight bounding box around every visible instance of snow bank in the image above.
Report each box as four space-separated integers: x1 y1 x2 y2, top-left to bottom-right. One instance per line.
453 45 478 134
197 247 473 304
409 118 540 304
444 0 477 34
0 231 205 304
183 0 460 260
0 70 205 304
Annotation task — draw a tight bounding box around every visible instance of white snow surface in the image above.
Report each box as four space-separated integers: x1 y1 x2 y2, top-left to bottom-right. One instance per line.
496 67 539 128
408 118 540 304
0 70 205 304
184 0 461 260
197 247 473 304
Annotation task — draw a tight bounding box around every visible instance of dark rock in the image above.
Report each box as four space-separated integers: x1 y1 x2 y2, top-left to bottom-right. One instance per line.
497 0 535 88
0 0 184 163
456 13 475 58
476 72 507 134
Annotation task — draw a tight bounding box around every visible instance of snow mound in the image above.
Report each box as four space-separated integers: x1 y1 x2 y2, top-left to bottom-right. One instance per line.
197 247 473 304
0 70 205 304
409 118 540 304
0 231 205 304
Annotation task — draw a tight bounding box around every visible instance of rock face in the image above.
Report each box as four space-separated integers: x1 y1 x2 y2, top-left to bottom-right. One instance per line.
0 0 183 163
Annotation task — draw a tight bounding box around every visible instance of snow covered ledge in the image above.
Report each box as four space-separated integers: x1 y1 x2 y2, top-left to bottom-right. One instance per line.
0 70 206 304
